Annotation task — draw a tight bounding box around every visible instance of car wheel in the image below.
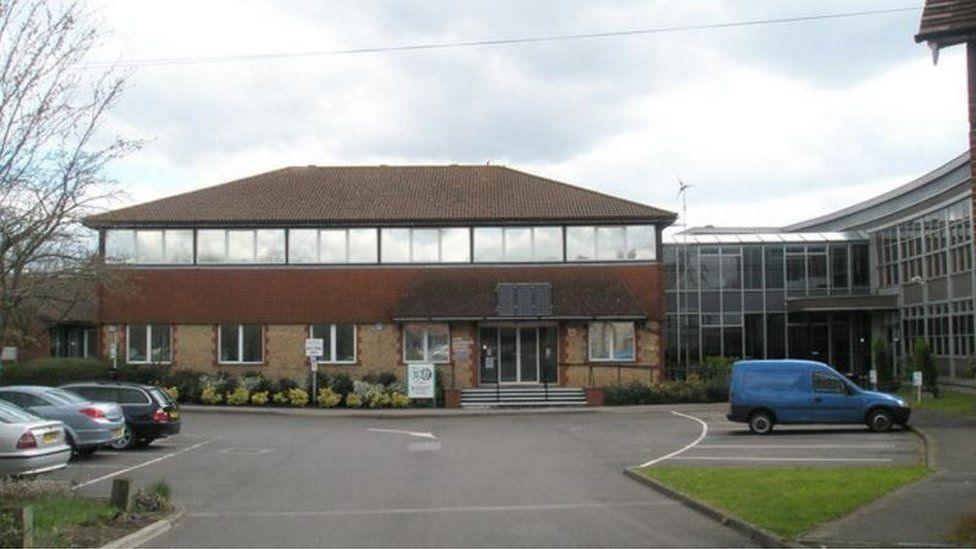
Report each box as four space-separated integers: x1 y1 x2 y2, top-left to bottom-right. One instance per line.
110 424 136 450
867 408 894 433
748 410 774 434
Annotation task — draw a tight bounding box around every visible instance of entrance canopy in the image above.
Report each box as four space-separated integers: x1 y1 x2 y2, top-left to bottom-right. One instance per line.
787 294 898 313
394 270 646 321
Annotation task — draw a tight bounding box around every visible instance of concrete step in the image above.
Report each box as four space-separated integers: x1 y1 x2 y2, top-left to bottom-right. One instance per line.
460 386 586 408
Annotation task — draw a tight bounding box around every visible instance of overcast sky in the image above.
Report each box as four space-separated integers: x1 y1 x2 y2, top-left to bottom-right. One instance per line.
89 0 966 232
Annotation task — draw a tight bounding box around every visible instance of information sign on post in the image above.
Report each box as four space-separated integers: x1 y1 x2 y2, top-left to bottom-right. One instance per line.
913 370 923 404
869 369 877 390
305 338 324 402
408 363 436 400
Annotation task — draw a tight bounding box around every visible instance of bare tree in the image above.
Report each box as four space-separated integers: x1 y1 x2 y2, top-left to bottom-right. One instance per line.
0 0 135 351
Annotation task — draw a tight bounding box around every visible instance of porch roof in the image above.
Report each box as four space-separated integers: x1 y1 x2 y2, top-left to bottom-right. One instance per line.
394 270 647 321
786 294 898 313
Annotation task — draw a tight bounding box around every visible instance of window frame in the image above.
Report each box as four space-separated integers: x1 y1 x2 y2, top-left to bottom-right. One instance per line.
218 324 265 365
309 324 358 364
402 324 451 364
196 229 286 265
125 324 172 364
381 228 470 264
587 321 637 362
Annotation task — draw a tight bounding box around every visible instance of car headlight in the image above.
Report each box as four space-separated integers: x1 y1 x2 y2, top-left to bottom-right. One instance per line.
896 399 908 407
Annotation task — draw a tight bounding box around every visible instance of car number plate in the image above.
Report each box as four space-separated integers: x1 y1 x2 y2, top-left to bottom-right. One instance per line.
42 432 58 443
112 428 124 438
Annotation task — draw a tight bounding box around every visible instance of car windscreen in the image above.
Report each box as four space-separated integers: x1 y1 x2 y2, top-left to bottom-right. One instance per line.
0 400 41 424
42 388 88 406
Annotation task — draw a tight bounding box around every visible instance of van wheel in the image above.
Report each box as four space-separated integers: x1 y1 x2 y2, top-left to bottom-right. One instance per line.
867 409 894 433
748 411 774 434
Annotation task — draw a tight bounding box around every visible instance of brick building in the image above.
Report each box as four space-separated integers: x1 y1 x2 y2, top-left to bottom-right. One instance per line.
83 165 674 404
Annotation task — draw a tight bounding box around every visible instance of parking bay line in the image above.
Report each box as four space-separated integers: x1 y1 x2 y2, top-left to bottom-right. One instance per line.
696 444 895 449
73 438 215 489
188 500 676 519
672 456 892 463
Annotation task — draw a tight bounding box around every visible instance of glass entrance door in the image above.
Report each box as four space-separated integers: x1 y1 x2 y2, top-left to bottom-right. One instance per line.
479 325 557 384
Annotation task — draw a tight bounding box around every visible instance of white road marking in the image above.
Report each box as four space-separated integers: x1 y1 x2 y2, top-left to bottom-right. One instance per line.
639 410 708 468
367 428 437 440
188 500 675 518
73 439 215 489
672 456 892 463
696 444 895 450
407 441 442 452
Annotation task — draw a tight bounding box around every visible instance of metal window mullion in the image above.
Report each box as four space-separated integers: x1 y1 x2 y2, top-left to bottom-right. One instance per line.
331 324 338 362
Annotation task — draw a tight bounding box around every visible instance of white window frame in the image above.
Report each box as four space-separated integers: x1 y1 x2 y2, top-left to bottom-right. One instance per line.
105 229 194 265
197 229 286 264
381 228 470 264
587 321 636 362
125 324 172 364
218 324 264 364
403 324 451 364
289 228 379 264
310 324 357 364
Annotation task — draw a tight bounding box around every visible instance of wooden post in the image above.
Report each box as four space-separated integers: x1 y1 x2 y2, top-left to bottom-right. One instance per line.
3 505 33 548
110 478 134 512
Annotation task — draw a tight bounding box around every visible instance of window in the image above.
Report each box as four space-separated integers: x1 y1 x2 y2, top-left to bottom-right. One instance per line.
812 371 846 394
588 322 636 361
381 228 470 263
126 324 171 363
288 228 378 264
105 229 194 264
197 229 286 264
567 225 656 262
403 324 450 363
473 226 564 262
219 324 263 363
309 324 357 363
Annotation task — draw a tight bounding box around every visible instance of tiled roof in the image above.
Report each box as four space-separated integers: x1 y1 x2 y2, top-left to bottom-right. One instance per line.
85 165 675 227
916 0 976 46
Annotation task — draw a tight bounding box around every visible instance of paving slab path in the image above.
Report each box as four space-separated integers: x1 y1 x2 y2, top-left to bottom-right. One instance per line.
802 409 976 547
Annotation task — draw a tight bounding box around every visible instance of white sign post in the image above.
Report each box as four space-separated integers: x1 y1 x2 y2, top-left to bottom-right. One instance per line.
408 363 436 403
305 338 324 403
869 369 878 390
912 370 923 404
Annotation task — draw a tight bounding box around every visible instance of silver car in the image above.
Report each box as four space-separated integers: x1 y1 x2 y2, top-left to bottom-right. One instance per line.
0 386 124 457
0 400 70 476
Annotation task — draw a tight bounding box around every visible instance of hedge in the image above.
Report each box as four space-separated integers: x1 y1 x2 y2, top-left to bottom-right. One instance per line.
1 358 166 387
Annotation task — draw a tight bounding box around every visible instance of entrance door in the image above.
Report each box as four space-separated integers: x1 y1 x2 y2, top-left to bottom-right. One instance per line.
479 326 557 384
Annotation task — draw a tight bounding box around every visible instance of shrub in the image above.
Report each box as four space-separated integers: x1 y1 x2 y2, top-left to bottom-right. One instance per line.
330 372 354 396
389 392 410 408
200 386 223 405
1 358 111 386
271 392 289 405
274 377 300 393
368 391 391 408
376 372 398 387
317 387 342 408
872 338 893 383
700 356 733 381
226 387 250 406
134 480 172 514
911 338 939 397
165 370 205 403
353 380 384 401
287 388 309 407
250 391 269 405
602 375 729 406
345 393 362 408
240 371 272 393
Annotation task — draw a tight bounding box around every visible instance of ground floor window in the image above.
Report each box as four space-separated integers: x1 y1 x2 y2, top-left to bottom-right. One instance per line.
219 324 263 364
126 324 172 363
403 324 449 363
588 322 636 361
49 326 97 358
309 324 356 363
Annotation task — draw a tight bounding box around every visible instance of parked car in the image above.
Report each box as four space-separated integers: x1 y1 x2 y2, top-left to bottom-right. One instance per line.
0 386 125 456
60 382 181 450
727 359 911 434
0 400 71 476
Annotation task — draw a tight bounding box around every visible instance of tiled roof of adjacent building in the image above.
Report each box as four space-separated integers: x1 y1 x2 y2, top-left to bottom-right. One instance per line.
916 0 976 46
85 165 675 227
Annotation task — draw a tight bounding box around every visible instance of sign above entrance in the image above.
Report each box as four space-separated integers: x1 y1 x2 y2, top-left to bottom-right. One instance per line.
407 363 436 399
496 283 552 317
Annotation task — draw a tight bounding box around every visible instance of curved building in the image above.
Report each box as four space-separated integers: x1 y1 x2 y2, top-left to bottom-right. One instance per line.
665 152 974 383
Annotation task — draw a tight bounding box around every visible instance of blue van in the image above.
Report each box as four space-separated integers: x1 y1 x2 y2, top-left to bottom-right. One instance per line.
727 359 910 434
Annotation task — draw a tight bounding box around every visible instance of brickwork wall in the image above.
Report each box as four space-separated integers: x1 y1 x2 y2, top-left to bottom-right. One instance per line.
558 321 663 388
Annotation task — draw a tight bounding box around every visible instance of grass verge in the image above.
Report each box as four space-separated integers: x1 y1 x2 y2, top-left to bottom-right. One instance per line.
897 389 976 416
635 465 928 540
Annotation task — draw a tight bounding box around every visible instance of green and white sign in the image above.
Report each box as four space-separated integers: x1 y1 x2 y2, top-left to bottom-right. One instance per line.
408 363 435 399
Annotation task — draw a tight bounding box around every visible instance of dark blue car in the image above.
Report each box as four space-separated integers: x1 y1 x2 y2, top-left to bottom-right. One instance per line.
727 359 910 434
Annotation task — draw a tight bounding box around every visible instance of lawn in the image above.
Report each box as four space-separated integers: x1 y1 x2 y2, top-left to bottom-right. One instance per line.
897 388 976 416
20 494 117 547
635 465 928 540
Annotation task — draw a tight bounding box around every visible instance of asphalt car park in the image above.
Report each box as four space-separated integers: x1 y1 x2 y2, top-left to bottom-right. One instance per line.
43 405 922 547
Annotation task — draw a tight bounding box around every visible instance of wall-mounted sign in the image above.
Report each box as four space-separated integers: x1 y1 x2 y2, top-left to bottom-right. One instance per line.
408 363 436 399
